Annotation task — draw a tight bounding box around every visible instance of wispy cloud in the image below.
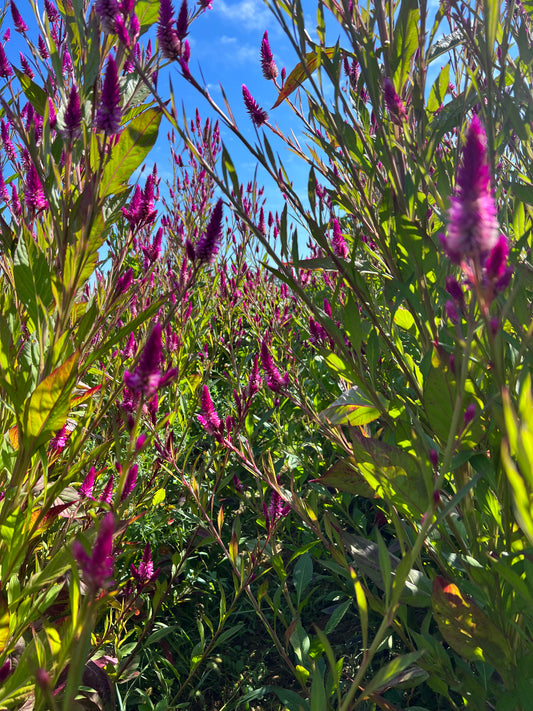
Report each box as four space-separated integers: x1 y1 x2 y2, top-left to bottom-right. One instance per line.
214 0 272 30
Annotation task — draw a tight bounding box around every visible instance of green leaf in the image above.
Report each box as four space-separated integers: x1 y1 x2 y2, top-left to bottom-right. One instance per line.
272 47 339 108
293 552 313 606
13 231 54 331
99 108 162 195
424 365 455 443
13 69 47 115
313 457 377 498
23 352 79 446
319 386 384 426
432 576 512 671
340 531 431 607
363 651 424 698
136 0 161 33
152 489 166 507
392 0 420 89
324 598 351 635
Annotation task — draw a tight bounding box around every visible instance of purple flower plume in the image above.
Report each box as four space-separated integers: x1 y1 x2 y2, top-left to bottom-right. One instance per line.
95 0 119 34
25 163 48 214
44 0 60 23
331 217 348 258
63 85 82 140
197 384 222 434
176 0 188 39
442 115 499 262
120 464 138 501
260 31 278 80
0 44 12 78
96 56 122 135
73 512 115 594
124 322 177 397
247 354 262 397
158 0 183 60
195 198 223 263
10 1 27 32
383 77 407 125
131 543 160 585
242 85 268 127
260 336 289 392
100 474 114 504
80 467 96 499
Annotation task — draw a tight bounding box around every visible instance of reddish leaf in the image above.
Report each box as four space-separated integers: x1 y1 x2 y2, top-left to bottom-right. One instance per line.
272 47 339 108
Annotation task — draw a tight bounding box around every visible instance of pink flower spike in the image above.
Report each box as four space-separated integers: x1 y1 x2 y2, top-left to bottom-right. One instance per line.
25 163 48 214
63 85 82 140
383 77 407 125
485 233 509 280
95 0 119 34
0 44 12 78
100 474 114 504
10 1 28 32
131 543 160 584
195 198 223 263
72 512 115 594
80 467 96 499
242 85 268 127
197 384 221 435
331 217 348 258
96 55 122 135
464 403 476 426
120 464 138 501
158 0 182 60
260 31 278 80
444 115 499 262
260 336 289 392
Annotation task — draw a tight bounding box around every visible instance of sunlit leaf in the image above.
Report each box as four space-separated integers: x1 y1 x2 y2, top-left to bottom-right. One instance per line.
272 47 339 108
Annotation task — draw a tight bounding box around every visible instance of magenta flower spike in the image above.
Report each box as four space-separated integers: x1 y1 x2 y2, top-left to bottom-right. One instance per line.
25 163 48 214
96 56 121 135
0 44 12 78
124 323 177 397
95 0 119 34
260 31 278 80
383 77 407 125
38 35 49 60
120 464 138 501
10 1 28 32
158 0 182 60
80 467 96 499
331 217 348 258
72 512 115 594
197 384 222 434
260 336 289 392
442 115 499 263
100 474 114 504
176 0 188 39
195 198 223 263
44 0 60 23
63 85 82 140
247 354 262 397
131 543 160 584
242 85 268 127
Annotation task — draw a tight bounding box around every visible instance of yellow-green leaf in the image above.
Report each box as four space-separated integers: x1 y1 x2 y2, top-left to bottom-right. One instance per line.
272 47 338 108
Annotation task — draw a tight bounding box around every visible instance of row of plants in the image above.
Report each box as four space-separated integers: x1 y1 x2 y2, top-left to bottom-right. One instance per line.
1 0 533 708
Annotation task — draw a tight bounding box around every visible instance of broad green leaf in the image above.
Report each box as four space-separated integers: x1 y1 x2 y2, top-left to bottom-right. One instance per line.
363 651 424 698
432 577 512 670
310 664 326 711
340 531 431 607
424 365 455 443
313 457 377 498
13 231 54 331
136 0 161 34
393 307 415 330
272 47 339 108
99 108 162 195
319 386 384 426
293 552 313 605
23 352 79 446
13 69 47 115
392 0 420 89
324 598 351 635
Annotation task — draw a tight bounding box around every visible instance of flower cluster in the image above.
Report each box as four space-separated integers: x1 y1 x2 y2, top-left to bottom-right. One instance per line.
124 323 177 397
72 513 115 595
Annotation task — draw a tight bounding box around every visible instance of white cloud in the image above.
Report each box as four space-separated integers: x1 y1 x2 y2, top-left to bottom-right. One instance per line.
214 0 272 30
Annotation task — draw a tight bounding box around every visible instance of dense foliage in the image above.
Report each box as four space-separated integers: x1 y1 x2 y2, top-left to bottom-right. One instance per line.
1 0 533 709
